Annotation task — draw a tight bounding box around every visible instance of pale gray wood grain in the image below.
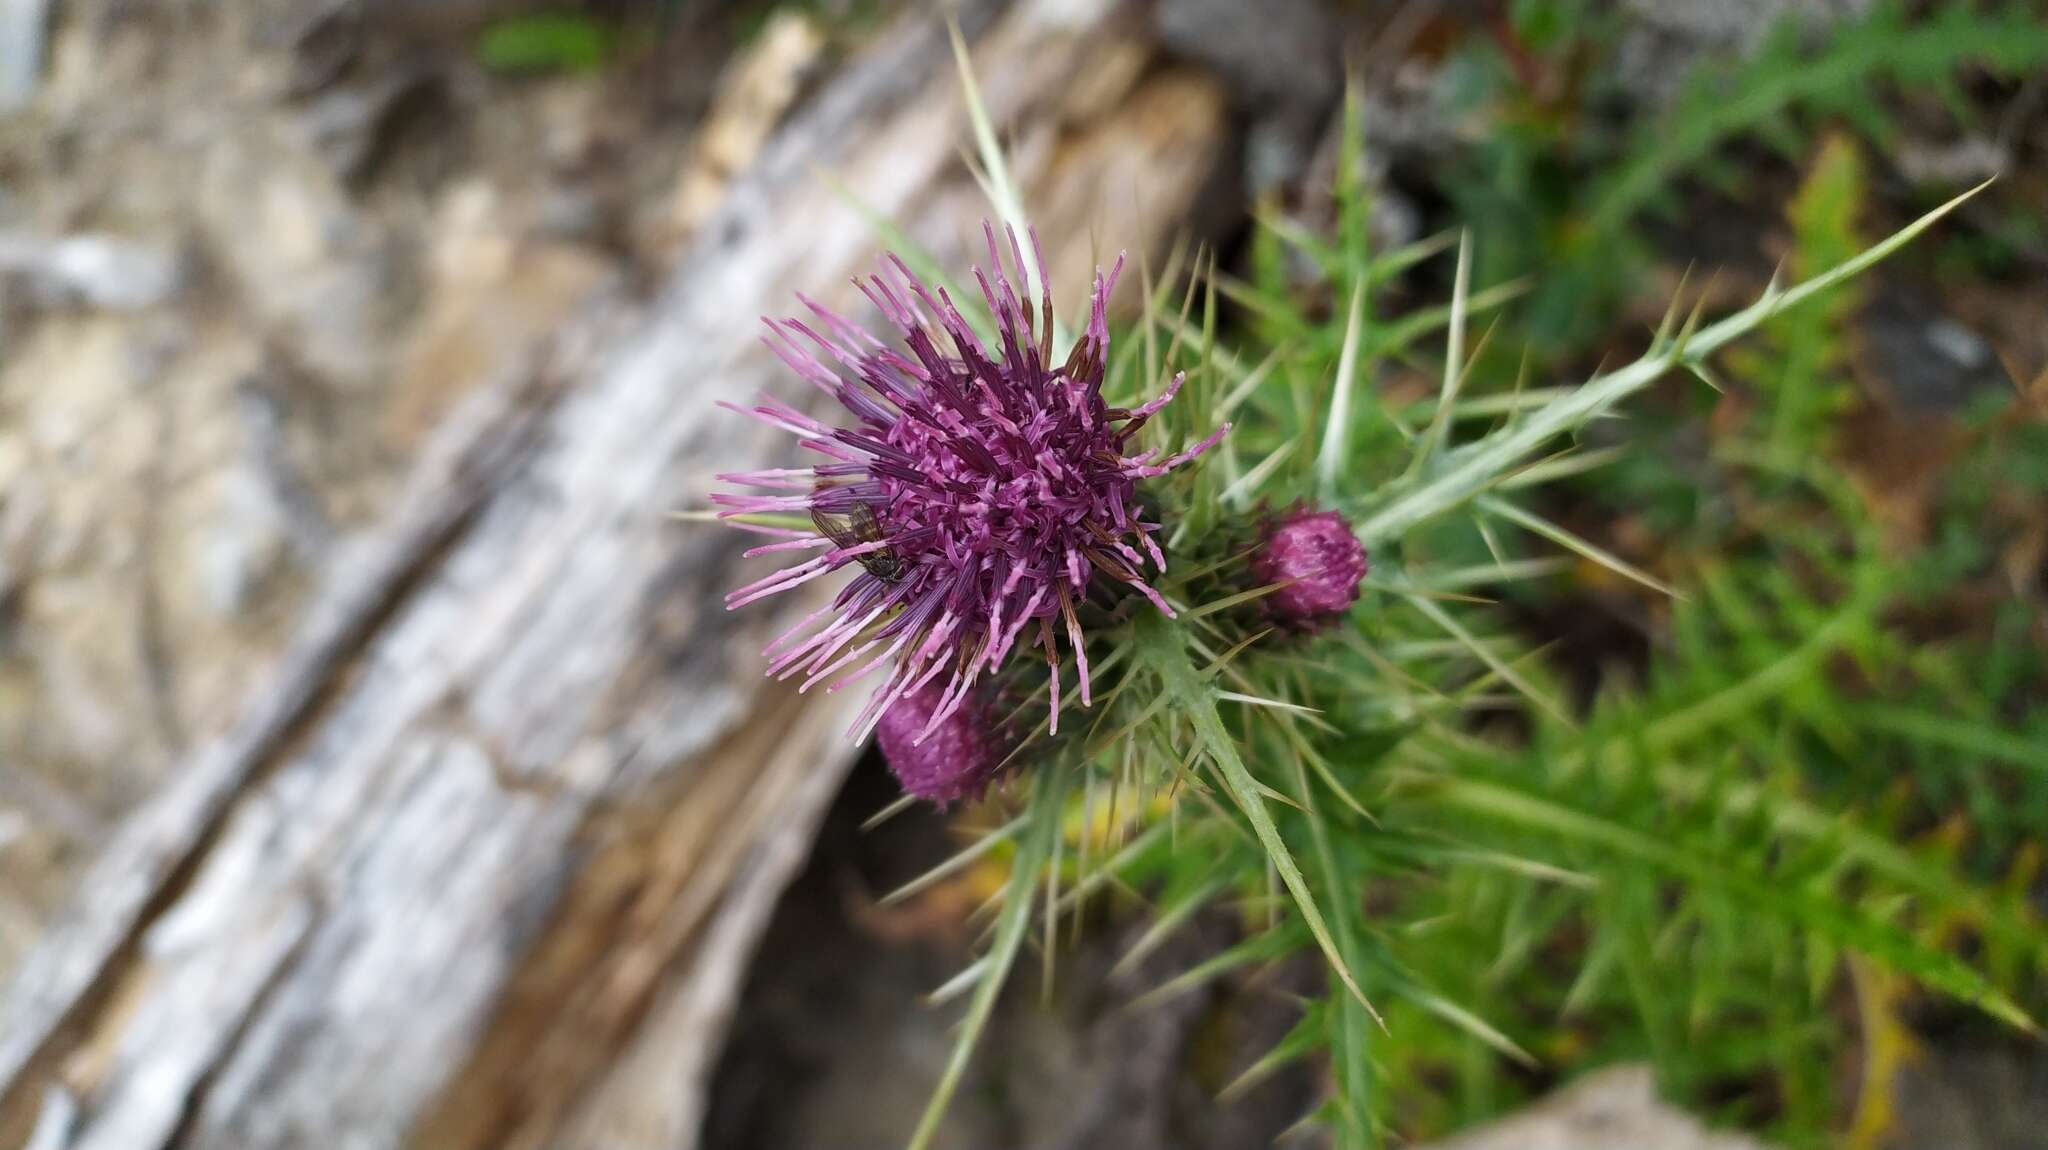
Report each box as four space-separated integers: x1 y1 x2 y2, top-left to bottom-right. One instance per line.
0 2 1230 1148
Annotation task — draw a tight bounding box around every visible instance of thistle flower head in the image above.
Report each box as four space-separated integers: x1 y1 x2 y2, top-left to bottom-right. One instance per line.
716 222 1226 748
875 682 1001 805
1251 506 1369 628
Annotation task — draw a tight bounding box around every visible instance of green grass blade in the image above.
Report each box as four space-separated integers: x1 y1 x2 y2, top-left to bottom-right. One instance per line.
1402 591 1572 725
1477 495 1683 601
1408 230 1473 476
1434 775 2036 1032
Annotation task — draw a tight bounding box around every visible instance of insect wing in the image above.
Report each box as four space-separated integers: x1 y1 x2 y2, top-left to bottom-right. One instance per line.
810 506 874 551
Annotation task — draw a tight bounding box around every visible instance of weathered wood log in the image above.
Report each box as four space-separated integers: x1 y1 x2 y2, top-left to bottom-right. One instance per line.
0 3 1228 1148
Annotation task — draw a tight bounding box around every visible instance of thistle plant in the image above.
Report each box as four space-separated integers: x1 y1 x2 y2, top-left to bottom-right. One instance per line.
706 27 2044 1150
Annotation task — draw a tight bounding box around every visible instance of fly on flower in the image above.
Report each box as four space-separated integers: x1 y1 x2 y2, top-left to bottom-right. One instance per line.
809 502 909 583
714 221 1226 755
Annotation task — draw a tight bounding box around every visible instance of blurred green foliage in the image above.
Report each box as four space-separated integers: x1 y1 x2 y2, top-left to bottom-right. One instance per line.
475 13 614 74
1440 0 2048 349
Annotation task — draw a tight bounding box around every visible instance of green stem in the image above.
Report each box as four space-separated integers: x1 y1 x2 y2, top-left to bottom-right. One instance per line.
907 764 1070 1150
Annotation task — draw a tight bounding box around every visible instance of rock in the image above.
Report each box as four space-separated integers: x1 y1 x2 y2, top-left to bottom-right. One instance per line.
1421 1065 1774 1150
191 460 293 620
0 232 182 312
269 0 362 97
1614 0 1876 106
0 0 46 111
1621 0 1875 51
0 317 168 777
1154 0 1339 194
0 557 15 636
295 67 445 185
1295 96 1424 261
1882 1038 2048 1150
1857 283 2009 411
1892 135 2008 187
196 124 395 392
1154 0 1338 113
349 0 563 38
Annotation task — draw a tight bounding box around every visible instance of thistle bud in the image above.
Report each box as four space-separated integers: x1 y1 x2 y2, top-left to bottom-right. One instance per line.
1251 506 1369 628
876 683 1002 806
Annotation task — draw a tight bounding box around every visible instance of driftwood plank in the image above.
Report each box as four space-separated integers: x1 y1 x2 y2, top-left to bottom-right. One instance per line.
0 3 1228 1148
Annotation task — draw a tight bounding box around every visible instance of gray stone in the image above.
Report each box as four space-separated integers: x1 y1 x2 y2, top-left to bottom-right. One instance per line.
1423 1065 1773 1150
1616 0 1876 106
195 127 396 392
0 0 46 111
1155 0 1340 193
0 232 182 312
191 461 293 619
1859 285 2010 411
1155 0 1339 112
1883 1041 2048 1150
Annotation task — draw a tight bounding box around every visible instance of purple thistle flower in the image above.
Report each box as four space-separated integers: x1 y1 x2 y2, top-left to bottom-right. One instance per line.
715 222 1226 746
1251 506 1369 628
875 682 1001 806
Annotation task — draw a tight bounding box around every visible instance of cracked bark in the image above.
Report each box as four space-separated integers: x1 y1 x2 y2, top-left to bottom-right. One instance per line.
0 4 1229 1149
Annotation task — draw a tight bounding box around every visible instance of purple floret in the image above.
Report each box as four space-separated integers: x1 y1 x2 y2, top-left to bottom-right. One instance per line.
715 222 1225 747
1251 507 1369 627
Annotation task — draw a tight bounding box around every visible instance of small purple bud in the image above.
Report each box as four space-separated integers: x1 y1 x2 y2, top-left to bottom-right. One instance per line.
1251 507 1369 627
876 684 1001 806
